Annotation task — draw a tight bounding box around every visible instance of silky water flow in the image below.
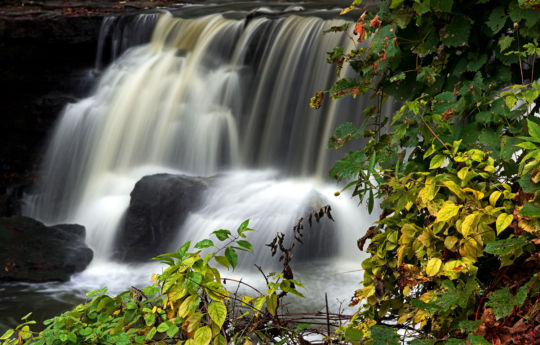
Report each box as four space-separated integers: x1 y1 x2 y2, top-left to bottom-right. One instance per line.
21 6 392 315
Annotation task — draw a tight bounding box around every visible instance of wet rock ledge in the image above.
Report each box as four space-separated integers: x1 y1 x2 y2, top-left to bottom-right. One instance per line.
0 216 93 282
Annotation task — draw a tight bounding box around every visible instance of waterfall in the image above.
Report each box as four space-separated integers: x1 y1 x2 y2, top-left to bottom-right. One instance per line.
25 6 378 273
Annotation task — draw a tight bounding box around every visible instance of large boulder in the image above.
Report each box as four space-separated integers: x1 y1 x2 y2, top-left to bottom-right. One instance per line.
0 216 93 282
114 174 210 261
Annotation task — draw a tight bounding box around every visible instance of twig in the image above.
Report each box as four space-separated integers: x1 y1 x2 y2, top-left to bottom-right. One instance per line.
222 278 265 296
325 293 331 343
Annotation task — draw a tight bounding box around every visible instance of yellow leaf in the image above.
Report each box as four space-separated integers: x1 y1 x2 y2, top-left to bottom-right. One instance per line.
457 167 469 180
430 154 446 169
397 245 407 265
418 177 438 203
442 180 466 199
444 236 458 250
489 191 502 207
436 201 461 222
340 5 355 15
266 293 278 316
426 258 442 276
178 295 198 318
462 188 485 200
208 301 227 328
484 165 496 173
193 326 212 345
213 335 227 345
496 213 513 235
461 212 479 237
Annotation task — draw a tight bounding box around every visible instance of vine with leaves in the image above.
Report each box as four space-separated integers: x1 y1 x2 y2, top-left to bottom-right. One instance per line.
313 0 540 344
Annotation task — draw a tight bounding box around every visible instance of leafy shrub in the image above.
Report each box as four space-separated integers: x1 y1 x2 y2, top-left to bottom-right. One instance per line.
316 0 540 344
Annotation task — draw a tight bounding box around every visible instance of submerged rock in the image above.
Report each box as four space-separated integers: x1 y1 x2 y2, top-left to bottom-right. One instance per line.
0 216 93 282
114 174 210 262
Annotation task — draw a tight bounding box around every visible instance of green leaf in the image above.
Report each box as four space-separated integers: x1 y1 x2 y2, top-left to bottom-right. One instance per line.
236 219 249 234
457 320 481 333
430 154 445 169
157 322 169 333
498 35 514 52
520 202 540 217
468 335 491 345
146 327 157 340
214 256 229 269
486 287 520 320
193 326 212 345
486 7 507 34
390 0 404 9
178 241 191 258
466 54 487 72
166 325 179 338
195 239 214 249
225 247 238 269
426 258 442 276
144 313 156 326
212 229 231 241
496 213 513 234
214 334 227 345
484 237 528 266
442 16 471 47
0 329 14 340
208 301 227 328
344 327 364 341
370 325 400 345
236 240 252 251
431 0 453 12
527 120 540 142
368 189 375 214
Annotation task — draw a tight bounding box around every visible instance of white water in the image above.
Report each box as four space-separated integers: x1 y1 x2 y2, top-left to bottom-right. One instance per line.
23 6 381 309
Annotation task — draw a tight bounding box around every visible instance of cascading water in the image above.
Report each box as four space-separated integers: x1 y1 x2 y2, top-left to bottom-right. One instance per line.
22 3 386 310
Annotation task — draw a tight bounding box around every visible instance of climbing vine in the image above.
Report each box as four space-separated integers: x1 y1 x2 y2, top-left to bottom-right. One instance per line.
315 0 540 344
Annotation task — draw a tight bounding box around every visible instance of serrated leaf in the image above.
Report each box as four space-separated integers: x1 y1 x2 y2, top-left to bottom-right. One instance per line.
225 247 238 269
520 202 540 217
370 325 400 345
195 239 214 249
441 16 471 47
486 287 518 320
498 35 514 52
484 237 527 257
208 301 227 327
487 7 507 34
527 120 540 142
426 258 442 276
496 213 513 234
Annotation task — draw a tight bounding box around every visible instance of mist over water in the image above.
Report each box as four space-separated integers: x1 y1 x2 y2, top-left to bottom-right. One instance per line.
18 3 385 319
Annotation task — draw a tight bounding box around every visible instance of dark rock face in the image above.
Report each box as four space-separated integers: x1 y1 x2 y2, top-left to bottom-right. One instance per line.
114 174 210 262
0 216 93 282
0 13 102 216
